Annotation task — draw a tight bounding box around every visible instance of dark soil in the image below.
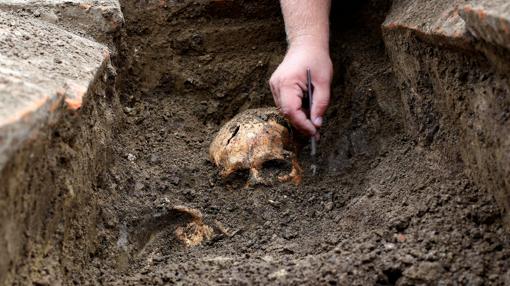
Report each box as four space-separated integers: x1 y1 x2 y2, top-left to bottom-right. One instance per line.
75 0 510 285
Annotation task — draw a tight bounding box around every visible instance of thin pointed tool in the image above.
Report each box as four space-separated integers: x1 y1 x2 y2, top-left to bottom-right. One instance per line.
306 68 317 175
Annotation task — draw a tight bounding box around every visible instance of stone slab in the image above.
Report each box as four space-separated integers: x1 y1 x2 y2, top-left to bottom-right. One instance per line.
0 10 109 171
382 0 472 49
460 1 510 50
0 0 124 43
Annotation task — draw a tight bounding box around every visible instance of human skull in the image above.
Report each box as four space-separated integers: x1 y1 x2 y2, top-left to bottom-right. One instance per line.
209 107 302 187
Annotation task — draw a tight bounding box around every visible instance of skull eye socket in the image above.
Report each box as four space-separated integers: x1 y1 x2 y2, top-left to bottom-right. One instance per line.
260 159 292 181
224 169 250 188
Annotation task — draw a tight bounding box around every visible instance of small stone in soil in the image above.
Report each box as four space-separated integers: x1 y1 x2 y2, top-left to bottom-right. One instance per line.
41 11 58 23
391 217 410 231
282 243 297 254
403 261 444 282
127 153 136 161
150 154 161 164
168 174 180 185
282 228 298 240
268 199 280 208
135 182 144 191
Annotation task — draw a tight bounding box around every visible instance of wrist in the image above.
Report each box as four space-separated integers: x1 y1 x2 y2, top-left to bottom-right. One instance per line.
287 34 329 52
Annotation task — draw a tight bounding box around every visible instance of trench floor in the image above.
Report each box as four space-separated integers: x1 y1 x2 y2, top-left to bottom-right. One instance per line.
89 90 510 285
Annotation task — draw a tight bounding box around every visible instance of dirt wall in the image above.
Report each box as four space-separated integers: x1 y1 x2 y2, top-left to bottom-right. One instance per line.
383 0 510 227
0 62 121 285
116 0 286 123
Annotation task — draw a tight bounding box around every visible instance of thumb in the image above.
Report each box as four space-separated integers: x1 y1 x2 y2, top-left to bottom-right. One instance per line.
310 83 330 128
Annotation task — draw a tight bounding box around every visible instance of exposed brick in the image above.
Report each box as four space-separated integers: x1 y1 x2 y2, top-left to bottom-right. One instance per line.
460 2 510 50
0 10 109 171
382 0 472 49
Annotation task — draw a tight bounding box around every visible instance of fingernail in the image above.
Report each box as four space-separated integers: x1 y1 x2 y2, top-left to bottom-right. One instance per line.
313 117 323 127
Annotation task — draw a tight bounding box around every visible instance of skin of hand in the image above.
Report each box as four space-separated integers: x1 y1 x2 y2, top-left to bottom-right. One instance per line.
269 0 332 138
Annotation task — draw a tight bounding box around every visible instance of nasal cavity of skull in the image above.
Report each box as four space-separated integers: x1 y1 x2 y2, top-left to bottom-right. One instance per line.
226 125 240 146
260 159 292 181
224 168 250 188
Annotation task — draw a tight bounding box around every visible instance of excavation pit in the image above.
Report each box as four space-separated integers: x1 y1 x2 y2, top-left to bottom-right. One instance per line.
1 0 510 285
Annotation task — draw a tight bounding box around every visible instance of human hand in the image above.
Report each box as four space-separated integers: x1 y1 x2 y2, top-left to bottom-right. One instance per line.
269 40 333 137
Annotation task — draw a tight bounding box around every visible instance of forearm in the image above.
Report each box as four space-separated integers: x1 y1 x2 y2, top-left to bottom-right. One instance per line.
271 0 333 135
280 0 331 50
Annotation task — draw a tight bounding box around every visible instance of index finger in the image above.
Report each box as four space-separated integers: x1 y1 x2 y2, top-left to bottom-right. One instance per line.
278 85 317 136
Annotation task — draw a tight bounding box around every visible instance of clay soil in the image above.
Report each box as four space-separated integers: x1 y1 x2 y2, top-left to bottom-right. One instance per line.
70 0 510 285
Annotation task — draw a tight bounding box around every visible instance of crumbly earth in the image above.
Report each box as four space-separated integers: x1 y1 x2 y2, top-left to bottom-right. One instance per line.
94 90 510 285
7 0 510 285
66 1 510 285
